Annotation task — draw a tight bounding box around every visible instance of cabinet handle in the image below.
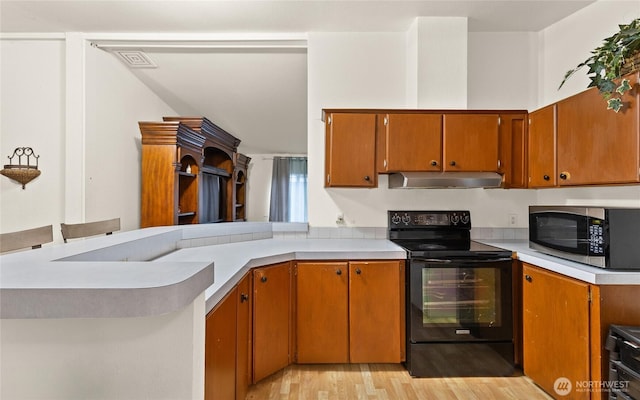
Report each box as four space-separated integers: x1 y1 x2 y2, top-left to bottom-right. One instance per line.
430 160 438 167
560 172 569 180
336 269 342 275
261 276 267 283
355 268 362 275
543 175 550 181
525 274 532 282
240 293 249 302
449 161 456 166
364 176 370 181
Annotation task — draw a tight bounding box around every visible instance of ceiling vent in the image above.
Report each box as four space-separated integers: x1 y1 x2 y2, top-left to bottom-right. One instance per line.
113 50 157 68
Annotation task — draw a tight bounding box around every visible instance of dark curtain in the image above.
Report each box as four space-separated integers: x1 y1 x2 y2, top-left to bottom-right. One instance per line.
201 173 222 223
269 157 291 222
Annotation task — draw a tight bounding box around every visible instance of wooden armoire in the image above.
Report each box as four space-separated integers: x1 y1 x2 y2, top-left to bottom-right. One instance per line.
139 116 250 228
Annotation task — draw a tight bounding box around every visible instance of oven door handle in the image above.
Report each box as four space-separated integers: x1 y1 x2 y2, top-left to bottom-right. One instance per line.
412 257 513 264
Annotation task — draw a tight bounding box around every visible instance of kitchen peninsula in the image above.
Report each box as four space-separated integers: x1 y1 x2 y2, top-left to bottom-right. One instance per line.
0 222 405 400
2 222 640 400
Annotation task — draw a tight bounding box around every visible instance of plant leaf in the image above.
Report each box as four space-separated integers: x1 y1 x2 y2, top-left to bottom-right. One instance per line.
616 79 632 94
607 98 623 112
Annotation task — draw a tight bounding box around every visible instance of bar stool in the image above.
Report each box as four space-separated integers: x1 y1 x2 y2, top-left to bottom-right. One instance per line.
0 225 53 253
60 218 120 243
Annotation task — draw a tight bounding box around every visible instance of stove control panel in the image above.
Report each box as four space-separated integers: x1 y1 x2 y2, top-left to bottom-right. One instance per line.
388 210 471 228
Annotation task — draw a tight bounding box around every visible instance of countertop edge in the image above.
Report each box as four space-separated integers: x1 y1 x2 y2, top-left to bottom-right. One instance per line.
478 240 640 285
0 262 214 319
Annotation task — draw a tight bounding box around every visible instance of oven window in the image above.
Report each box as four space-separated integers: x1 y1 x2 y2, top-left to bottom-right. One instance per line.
422 267 501 327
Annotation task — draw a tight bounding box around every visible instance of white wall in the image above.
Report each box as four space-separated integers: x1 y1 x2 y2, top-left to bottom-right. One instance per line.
0 39 66 237
468 32 538 111
538 0 640 107
0 36 177 239
1 294 205 400
84 43 177 231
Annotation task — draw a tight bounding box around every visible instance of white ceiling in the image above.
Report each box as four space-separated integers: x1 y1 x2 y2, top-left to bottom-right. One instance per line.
0 0 596 154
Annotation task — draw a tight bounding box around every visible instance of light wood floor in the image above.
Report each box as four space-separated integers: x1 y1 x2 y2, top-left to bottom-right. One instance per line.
246 364 553 400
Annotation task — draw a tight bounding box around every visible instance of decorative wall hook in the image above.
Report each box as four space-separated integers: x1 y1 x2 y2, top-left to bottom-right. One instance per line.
0 147 41 189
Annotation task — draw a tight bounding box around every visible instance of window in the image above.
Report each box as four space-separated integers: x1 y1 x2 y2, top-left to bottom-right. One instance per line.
269 157 308 222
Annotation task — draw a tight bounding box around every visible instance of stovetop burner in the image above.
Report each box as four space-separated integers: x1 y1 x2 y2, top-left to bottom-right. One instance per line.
388 210 512 259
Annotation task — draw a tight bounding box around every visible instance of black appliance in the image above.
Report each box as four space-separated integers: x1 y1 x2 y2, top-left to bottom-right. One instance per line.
529 206 640 270
607 325 640 400
388 210 515 377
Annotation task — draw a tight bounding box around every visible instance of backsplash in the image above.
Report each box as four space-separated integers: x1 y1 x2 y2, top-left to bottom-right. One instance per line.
272 225 529 241
177 222 529 249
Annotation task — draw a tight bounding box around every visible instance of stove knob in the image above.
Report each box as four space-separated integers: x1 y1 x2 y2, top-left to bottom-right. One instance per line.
401 214 411 225
461 214 470 225
391 214 401 225
450 214 460 225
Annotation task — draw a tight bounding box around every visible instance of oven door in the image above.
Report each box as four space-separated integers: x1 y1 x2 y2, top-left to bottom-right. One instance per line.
409 258 513 343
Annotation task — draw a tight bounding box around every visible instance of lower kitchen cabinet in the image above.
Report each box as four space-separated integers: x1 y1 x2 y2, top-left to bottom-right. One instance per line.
252 262 292 383
296 262 349 363
295 260 405 364
235 273 252 400
349 261 405 363
205 272 252 400
205 286 238 400
206 258 406 397
522 263 640 400
522 264 590 400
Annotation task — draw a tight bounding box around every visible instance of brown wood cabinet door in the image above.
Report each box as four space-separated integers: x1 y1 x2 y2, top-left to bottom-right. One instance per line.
349 261 403 363
522 264 590 400
557 73 640 185
236 273 252 400
383 114 442 172
325 113 377 187
205 288 238 400
499 113 528 188
442 114 500 171
295 262 349 363
528 105 557 188
253 262 291 383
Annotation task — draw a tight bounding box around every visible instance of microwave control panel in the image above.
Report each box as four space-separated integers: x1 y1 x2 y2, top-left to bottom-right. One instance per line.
588 218 605 255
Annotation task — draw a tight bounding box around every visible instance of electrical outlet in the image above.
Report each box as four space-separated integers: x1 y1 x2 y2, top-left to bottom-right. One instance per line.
508 214 518 226
336 213 345 225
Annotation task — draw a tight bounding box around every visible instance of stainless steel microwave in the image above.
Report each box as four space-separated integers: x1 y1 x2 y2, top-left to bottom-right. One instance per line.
529 206 640 270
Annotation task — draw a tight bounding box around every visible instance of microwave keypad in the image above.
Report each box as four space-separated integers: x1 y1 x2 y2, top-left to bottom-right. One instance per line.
589 223 604 255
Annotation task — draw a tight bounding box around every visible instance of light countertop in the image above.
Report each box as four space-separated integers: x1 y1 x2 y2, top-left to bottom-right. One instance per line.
479 240 640 285
153 238 406 313
3 222 640 319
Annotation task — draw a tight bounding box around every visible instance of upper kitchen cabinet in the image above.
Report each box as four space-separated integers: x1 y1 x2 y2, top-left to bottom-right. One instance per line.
528 105 557 188
378 113 443 172
442 114 500 172
324 112 377 188
556 72 639 186
499 113 528 188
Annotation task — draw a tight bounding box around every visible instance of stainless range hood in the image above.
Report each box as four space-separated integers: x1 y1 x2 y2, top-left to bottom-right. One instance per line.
388 171 504 189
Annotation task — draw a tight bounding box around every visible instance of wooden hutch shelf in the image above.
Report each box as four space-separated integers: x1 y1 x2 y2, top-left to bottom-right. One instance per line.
139 116 250 228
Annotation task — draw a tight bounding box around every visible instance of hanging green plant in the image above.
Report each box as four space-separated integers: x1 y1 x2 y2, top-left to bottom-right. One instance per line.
558 18 640 112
